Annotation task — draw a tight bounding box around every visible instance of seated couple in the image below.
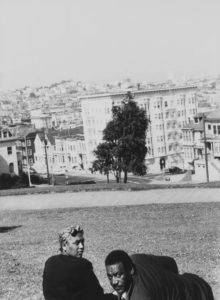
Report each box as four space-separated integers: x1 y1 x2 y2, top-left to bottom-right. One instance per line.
43 225 214 300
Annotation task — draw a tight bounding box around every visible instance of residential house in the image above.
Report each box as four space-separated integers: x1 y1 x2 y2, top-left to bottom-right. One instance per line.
0 127 19 175
32 127 86 173
182 109 220 181
33 132 55 174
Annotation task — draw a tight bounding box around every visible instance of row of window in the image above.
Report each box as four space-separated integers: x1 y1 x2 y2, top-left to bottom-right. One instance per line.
184 147 194 159
214 146 220 153
86 119 106 126
154 109 196 120
157 147 166 154
155 124 164 131
208 124 220 135
157 136 164 142
152 97 195 109
168 143 182 151
84 107 111 115
0 131 12 138
183 132 193 142
16 140 31 146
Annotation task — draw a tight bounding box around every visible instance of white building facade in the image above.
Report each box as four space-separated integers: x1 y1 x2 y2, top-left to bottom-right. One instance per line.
0 129 19 175
80 86 198 173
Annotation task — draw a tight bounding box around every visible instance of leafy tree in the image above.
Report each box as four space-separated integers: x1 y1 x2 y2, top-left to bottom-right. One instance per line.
92 142 113 183
93 92 149 183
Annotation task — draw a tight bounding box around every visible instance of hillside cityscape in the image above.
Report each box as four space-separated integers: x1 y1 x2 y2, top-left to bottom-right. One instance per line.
1 74 220 188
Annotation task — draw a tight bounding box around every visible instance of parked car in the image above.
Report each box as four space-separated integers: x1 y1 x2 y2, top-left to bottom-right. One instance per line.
30 173 49 184
165 166 186 175
52 166 66 175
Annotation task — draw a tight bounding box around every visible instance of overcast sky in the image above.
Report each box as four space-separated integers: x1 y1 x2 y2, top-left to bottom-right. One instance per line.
0 0 220 91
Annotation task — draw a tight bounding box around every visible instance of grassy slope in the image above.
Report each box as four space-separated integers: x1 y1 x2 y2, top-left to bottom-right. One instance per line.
0 202 219 300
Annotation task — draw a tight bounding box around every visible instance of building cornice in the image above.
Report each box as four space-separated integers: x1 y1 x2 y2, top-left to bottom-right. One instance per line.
79 85 198 101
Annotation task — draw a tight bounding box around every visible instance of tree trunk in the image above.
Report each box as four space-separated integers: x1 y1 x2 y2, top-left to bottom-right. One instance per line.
123 170 128 183
106 172 109 183
119 171 122 183
116 170 120 183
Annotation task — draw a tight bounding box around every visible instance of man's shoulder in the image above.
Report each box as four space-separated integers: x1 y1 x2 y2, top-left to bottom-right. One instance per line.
130 253 179 274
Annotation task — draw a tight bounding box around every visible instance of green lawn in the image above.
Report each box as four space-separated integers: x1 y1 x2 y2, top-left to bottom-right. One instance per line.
0 202 219 300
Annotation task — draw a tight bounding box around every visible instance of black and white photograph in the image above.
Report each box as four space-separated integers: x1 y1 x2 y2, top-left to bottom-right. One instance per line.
0 0 219 299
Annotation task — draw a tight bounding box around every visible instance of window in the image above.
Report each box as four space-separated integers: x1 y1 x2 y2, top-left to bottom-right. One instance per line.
164 101 168 107
28 149 32 155
27 139 31 146
213 125 217 134
218 126 220 135
4 132 7 138
208 124 211 130
7 146 12 155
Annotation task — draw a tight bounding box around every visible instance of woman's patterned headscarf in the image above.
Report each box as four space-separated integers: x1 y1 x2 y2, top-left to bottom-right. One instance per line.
59 225 84 252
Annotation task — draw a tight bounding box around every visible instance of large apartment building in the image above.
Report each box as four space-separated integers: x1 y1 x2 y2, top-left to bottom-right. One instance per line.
80 86 198 172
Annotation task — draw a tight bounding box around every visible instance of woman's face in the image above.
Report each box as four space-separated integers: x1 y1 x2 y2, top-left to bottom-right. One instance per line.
63 233 85 257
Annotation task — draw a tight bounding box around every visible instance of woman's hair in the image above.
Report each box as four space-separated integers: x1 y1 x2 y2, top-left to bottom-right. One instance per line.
105 250 133 271
58 225 83 252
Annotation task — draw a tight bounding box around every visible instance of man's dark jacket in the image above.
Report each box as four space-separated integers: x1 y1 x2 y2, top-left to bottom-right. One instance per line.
43 254 109 300
129 254 214 300
131 253 179 274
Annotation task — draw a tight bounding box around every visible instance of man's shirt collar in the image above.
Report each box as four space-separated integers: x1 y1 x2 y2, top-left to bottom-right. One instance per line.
113 283 133 300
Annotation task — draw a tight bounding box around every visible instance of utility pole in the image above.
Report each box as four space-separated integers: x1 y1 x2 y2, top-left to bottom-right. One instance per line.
25 137 32 187
44 130 50 184
203 114 209 183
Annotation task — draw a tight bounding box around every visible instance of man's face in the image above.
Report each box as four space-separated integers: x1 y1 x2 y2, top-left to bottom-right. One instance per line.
64 233 84 257
106 262 132 296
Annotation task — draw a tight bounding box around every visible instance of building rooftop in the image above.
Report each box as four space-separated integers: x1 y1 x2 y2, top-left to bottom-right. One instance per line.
206 108 220 121
79 85 197 100
182 121 203 131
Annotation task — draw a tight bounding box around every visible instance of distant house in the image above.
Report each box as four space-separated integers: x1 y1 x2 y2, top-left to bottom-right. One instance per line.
31 113 52 129
32 126 87 173
182 109 220 181
53 134 87 172
182 118 204 168
24 132 38 168
33 131 55 173
0 128 19 175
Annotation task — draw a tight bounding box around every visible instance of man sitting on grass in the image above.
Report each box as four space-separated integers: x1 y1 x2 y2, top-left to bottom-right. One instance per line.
43 225 116 300
105 250 214 300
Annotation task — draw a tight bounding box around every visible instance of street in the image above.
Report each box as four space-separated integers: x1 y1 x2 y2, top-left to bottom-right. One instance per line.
0 188 220 210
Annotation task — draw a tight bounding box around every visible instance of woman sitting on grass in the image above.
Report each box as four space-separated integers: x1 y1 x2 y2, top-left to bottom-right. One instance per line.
42 225 116 300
